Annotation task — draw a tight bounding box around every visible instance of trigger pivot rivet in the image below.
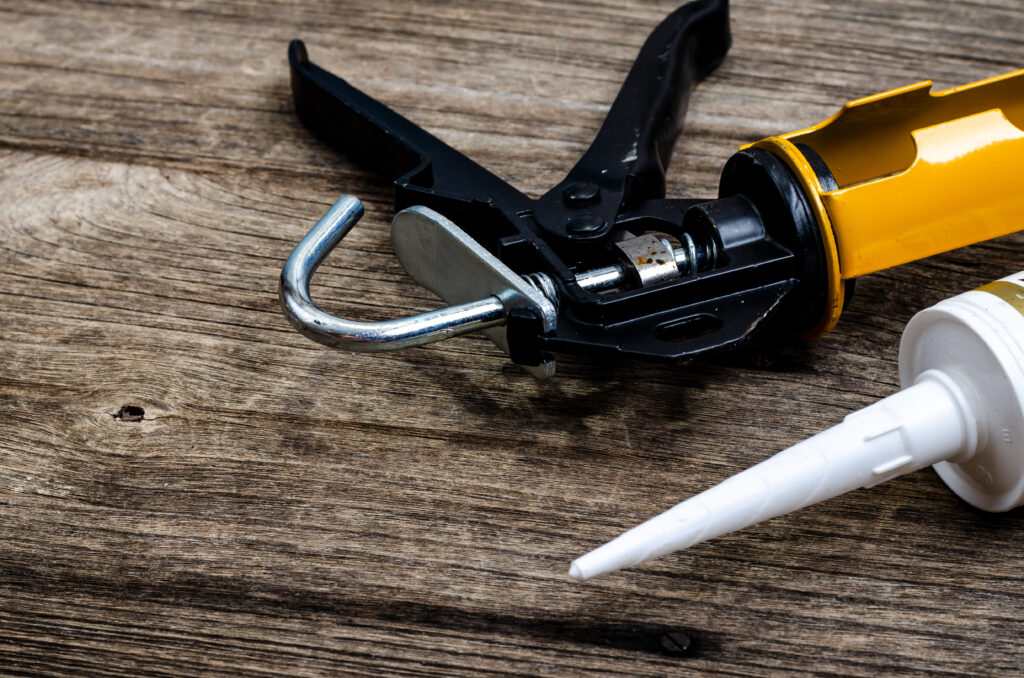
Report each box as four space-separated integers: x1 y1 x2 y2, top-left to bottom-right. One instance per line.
563 182 601 206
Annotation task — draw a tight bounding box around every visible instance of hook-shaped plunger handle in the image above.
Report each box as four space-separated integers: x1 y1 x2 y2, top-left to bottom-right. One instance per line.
279 195 508 352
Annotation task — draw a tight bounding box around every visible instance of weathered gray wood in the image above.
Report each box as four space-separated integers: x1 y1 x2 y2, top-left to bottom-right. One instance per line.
2 0 1024 675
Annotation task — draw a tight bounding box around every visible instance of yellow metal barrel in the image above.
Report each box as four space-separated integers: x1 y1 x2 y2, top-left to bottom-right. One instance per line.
748 69 1024 337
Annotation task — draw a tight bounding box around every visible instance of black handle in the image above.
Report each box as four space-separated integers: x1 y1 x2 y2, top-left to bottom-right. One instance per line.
288 40 530 215
532 0 731 242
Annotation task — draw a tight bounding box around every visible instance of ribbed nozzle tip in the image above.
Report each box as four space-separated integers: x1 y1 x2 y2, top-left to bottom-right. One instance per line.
568 527 659 581
568 553 614 581
568 562 585 581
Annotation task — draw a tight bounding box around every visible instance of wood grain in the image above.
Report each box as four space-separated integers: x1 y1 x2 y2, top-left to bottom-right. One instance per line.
2 0 1024 675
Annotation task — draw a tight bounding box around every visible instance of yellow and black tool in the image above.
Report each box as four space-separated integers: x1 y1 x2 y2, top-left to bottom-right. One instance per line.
282 0 1024 373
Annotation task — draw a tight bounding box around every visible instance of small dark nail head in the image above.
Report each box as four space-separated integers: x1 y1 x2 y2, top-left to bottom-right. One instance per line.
659 631 692 657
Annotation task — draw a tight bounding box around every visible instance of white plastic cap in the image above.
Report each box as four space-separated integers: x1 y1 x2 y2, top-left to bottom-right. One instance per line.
900 274 1024 511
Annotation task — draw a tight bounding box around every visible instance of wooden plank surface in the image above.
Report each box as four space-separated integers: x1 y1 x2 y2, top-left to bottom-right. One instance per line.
2 0 1024 675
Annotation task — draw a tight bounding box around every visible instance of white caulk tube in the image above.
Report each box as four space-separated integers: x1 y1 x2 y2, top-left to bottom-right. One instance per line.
570 272 1024 581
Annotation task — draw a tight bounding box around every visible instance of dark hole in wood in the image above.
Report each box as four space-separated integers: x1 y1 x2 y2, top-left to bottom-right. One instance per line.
113 405 145 422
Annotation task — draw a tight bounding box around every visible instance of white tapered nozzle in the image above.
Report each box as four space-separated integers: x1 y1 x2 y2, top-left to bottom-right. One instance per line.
570 371 978 580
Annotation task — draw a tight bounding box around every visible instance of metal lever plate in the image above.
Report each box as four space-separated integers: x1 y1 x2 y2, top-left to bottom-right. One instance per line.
391 206 558 377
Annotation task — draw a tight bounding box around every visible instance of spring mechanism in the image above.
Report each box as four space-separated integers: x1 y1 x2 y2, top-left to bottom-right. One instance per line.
521 272 561 312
